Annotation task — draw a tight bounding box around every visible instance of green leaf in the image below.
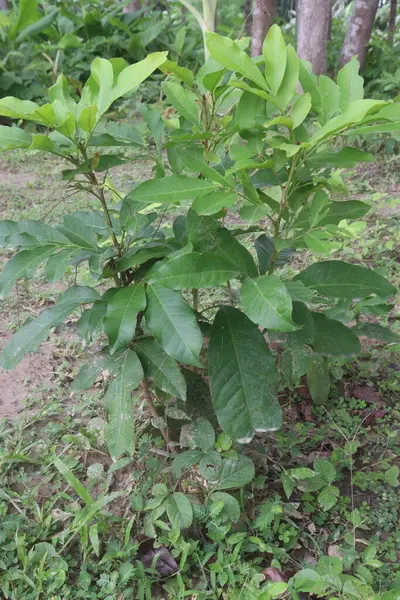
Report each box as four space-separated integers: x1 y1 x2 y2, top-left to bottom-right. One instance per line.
166 492 193 529
208 492 240 522
177 150 232 187
149 252 241 289
0 286 100 370
111 52 168 101
293 569 323 593
287 467 317 480
262 24 287 95
306 354 330 405
285 280 313 303
0 245 55 299
53 457 94 506
209 306 281 442
240 274 298 332
199 450 222 480
159 59 194 87
44 249 75 283
192 190 237 215
187 418 215 451
311 313 361 356
214 455 255 490
337 56 364 113
103 284 146 354
16 8 58 43
145 285 203 367
352 322 400 343
104 350 144 460
135 338 186 400
205 32 269 92
295 260 396 299
276 45 299 110
291 93 312 128
9 0 39 39
318 485 340 511
313 458 336 484
162 82 199 125
384 466 399 487
0 125 32 151
299 60 323 118
307 147 374 169
172 450 203 477
128 175 218 204
57 215 98 250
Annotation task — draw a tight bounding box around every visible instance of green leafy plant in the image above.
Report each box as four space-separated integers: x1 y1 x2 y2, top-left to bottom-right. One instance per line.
0 26 398 469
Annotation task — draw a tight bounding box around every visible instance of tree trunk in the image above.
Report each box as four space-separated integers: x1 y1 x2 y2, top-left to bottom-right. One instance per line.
123 0 142 13
0 0 8 10
251 0 278 57
388 0 397 45
243 0 252 37
297 0 331 75
340 0 379 69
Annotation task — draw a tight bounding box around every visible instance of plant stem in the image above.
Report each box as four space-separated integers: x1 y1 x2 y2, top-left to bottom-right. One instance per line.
141 379 177 456
268 154 298 274
192 288 199 312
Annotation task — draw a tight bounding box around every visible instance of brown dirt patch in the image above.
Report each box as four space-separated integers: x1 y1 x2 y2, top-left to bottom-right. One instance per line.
0 318 55 420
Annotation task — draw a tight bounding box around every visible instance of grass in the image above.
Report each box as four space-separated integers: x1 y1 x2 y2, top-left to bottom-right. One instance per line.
0 149 399 599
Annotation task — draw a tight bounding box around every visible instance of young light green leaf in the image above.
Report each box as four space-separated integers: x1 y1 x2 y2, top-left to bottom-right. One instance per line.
145 285 203 367
276 45 299 110
104 350 144 460
205 32 269 92
128 175 218 204
209 306 281 442
262 24 287 95
295 260 396 299
240 275 298 332
111 52 168 101
162 82 199 125
149 252 241 289
0 125 32 151
103 284 146 354
135 338 187 400
337 56 364 113
291 93 312 128
53 457 94 506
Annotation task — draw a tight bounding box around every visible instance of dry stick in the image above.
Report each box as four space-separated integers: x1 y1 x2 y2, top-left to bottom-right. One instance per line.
141 379 177 456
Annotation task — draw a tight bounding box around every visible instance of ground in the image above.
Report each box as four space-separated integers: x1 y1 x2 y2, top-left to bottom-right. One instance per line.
0 149 399 599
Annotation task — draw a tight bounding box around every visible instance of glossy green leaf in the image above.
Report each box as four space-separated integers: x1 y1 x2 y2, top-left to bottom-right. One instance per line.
149 252 241 289
205 32 269 91
192 190 237 215
159 59 194 87
103 284 146 354
162 82 199 125
166 492 193 529
1 286 100 370
209 306 281 442
337 56 364 113
262 24 287 95
295 260 396 299
306 354 330 404
0 245 55 299
291 93 312 128
128 175 218 204
135 338 186 400
311 312 361 356
145 285 203 367
112 52 168 101
276 45 299 109
0 125 32 151
104 350 144 459
240 274 298 332
214 455 255 490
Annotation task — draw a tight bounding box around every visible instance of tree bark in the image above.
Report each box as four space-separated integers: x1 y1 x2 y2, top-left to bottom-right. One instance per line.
123 0 142 13
297 0 331 75
388 0 397 45
340 0 379 69
243 0 252 37
0 0 8 10
251 0 278 57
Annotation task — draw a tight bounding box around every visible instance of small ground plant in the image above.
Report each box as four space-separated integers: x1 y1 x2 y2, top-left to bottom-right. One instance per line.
0 25 399 599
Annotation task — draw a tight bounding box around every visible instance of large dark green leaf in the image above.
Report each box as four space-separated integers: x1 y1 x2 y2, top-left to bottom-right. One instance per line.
306 354 330 405
135 338 186 400
240 275 298 332
311 312 360 356
208 306 281 442
149 252 241 289
104 350 144 460
145 285 203 367
103 284 146 354
295 261 396 299
0 286 100 370
352 322 400 343
127 176 218 204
